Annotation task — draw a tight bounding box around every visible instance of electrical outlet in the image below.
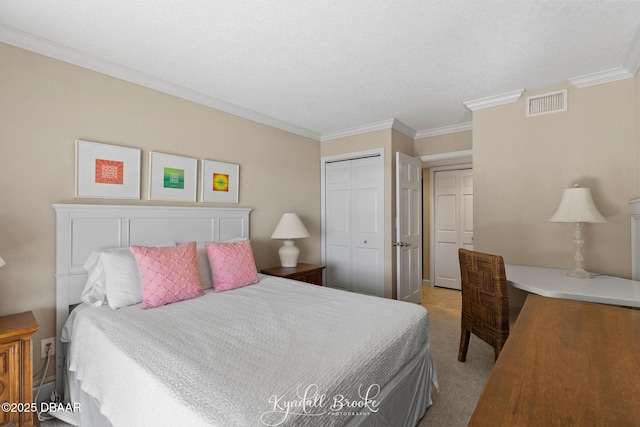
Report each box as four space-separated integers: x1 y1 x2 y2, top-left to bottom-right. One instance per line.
41 337 55 359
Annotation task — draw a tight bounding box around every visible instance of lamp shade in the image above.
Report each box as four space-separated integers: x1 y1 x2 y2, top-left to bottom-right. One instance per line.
549 186 606 223
0 256 4 268
271 213 310 239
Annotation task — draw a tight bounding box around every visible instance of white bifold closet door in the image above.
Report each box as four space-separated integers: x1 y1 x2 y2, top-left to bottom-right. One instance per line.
325 156 384 297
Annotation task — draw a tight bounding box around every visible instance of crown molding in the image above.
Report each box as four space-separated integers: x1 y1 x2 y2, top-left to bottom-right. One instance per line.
420 149 473 167
320 118 417 142
420 149 473 162
0 25 321 141
463 89 525 111
391 119 417 139
415 122 472 139
568 67 634 88
625 23 640 76
320 119 394 141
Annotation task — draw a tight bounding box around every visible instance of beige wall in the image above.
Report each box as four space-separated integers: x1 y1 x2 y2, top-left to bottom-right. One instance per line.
0 43 321 379
473 79 636 278
320 129 390 158
391 129 415 155
414 130 472 157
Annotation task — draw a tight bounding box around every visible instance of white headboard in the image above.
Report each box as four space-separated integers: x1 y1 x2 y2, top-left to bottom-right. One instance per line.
53 203 251 392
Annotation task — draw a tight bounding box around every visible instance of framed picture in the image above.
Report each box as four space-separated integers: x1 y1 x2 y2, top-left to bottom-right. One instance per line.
149 152 198 201
75 140 141 199
200 160 239 203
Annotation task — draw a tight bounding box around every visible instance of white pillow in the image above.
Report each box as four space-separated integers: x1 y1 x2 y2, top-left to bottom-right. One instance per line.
103 249 142 309
189 238 247 290
80 251 109 306
196 245 214 290
80 247 141 309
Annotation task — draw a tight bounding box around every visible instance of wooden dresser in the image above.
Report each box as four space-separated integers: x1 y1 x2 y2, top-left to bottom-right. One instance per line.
261 263 325 286
468 294 640 426
0 311 39 427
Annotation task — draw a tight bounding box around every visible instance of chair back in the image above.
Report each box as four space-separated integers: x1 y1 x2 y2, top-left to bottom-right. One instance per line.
458 248 509 361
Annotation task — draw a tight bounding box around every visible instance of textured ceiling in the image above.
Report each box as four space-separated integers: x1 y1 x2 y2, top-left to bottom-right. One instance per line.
1 1 640 140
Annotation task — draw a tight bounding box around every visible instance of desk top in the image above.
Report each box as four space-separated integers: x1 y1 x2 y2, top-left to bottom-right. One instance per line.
468 294 640 426
506 264 640 307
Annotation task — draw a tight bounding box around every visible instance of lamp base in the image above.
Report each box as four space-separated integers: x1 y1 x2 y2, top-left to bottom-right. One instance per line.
567 267 593 279
278 240 300 267
567 222 593 279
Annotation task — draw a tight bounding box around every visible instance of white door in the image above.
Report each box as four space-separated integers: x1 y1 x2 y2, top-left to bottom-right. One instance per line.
396 153 423 303
434 169 473 289
325 156 384 297
325 161 352 291
459 169 474 250
351 157 384 295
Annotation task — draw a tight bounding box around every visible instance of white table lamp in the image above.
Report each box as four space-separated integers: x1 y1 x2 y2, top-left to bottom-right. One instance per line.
271 213 310 267
549 185 606 279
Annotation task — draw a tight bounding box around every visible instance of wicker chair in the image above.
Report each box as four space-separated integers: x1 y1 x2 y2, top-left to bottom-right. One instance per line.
458 248 510 362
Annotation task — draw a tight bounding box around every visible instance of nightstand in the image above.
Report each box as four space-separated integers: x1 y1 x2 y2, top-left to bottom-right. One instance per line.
0 311 39 427
261 263 325 286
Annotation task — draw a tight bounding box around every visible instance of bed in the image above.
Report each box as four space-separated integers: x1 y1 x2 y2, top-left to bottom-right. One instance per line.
53 204 438 426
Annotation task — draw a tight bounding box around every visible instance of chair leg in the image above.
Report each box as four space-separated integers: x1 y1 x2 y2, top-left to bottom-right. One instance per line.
494 338 505 361
458 328 470 362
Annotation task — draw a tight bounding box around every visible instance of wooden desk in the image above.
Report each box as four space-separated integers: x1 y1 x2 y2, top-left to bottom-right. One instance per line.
506 264 640 307
468 294 640 426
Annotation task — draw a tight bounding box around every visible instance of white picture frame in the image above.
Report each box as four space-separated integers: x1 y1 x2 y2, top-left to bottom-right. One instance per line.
75 140 141 199
149 152 198 202
200 160 239 203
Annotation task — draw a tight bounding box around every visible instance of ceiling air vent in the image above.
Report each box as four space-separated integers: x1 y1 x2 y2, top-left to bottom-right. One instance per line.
526 89 567 117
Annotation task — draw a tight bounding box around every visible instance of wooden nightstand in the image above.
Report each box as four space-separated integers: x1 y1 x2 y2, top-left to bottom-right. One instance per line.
0 311 39 427
261 263 325 286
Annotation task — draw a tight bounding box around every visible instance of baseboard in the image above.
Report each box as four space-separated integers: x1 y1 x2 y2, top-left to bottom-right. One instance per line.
422 279 432 287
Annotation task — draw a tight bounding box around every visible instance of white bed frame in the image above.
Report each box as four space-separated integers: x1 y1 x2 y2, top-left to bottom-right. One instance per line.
53 204 251 394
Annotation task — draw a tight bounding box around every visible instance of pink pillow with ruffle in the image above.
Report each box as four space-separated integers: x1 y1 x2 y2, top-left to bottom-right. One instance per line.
130 242 203 309
205 239 258 292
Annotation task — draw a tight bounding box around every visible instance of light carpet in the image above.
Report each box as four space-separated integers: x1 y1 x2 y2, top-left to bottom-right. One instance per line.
417 304 495 427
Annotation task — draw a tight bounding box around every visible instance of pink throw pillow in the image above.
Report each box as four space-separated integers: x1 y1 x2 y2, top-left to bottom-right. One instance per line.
205 240 258 292
130 242 203 309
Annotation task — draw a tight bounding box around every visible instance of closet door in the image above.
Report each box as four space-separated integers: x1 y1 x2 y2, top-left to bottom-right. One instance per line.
325 156 384 296
325 161 352 291
351 157 384 295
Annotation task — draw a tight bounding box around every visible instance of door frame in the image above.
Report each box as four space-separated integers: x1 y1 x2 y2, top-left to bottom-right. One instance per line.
428 162 473 287
320 148 385 286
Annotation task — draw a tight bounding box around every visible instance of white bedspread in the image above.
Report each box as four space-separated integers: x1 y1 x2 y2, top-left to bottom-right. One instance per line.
62 275 433 427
